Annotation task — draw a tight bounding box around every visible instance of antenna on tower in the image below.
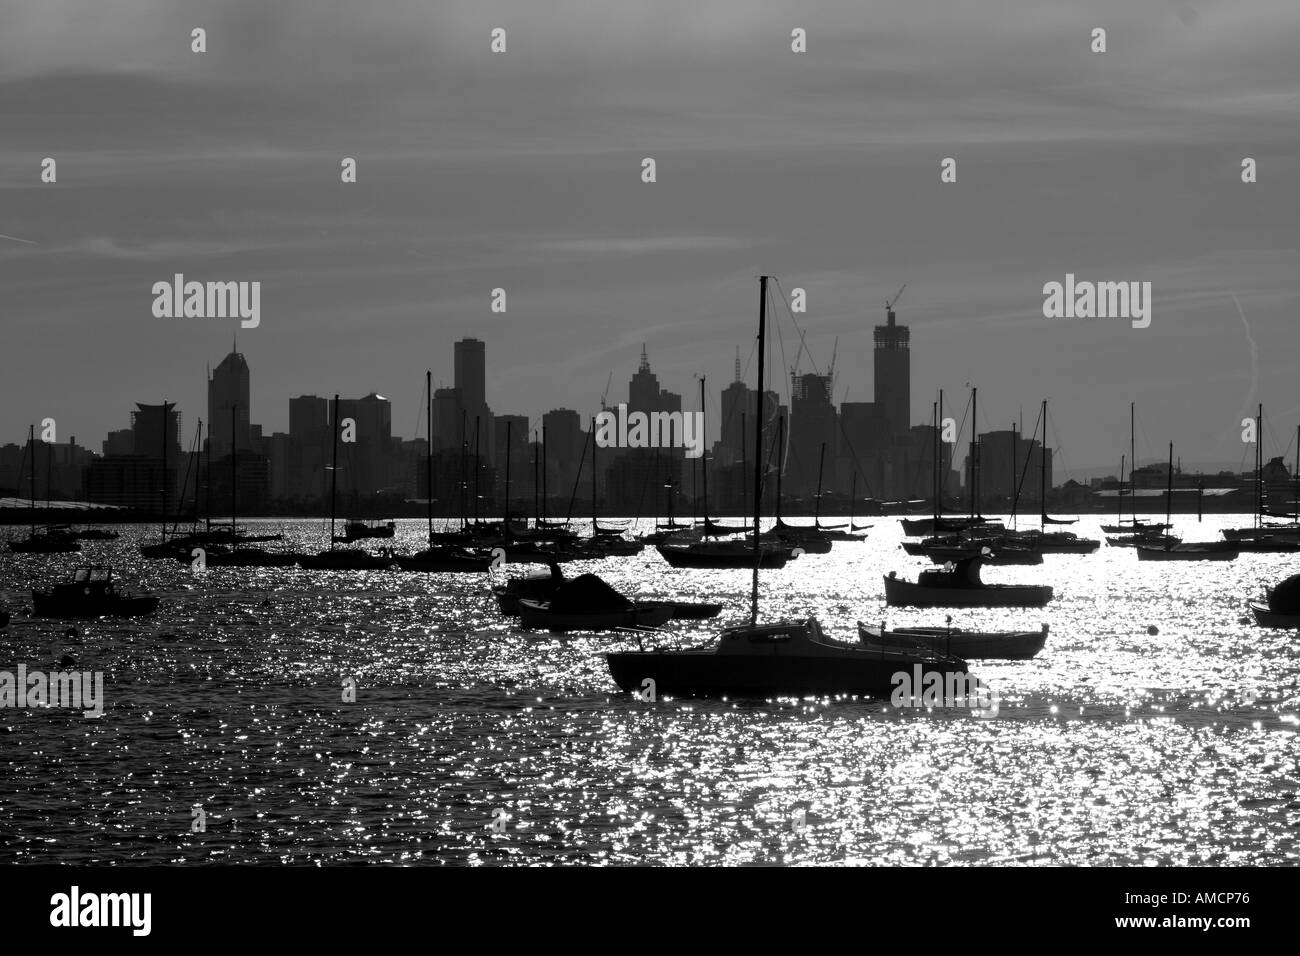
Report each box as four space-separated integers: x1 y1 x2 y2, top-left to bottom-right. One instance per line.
638 344 649 372
734 346 741 383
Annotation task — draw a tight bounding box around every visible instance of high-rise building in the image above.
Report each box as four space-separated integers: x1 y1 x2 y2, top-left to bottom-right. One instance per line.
287 395 331 501
454 338 486 414
873 305 910 442
453 338 493 463
130 403 182 462
208 351 251 458
337 393 394 495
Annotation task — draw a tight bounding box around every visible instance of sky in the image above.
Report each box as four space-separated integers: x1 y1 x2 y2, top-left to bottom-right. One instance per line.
2 0 1298 477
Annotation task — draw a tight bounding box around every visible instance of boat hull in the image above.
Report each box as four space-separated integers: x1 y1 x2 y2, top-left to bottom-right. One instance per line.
1135 545 1239 561
605 649 970 698
32 592 159 618
656 544 791 568
519 600 673 632
1248 599 1300 628
883 574 1053 608
858 623 1048 660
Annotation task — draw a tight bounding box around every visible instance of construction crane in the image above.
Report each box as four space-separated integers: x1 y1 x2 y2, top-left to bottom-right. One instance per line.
886 283 907 314
600 371 613 411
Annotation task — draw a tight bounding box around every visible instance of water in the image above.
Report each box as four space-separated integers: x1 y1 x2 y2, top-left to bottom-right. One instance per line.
1 515 1297 865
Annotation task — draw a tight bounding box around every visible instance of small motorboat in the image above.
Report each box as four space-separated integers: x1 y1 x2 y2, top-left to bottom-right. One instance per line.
857 621 1049 660
606 616 971 698
395 546 495 573
657 540 793 569
518 573 673 632
1248 573 1300 628
883 556 1054 608
32 566 160 618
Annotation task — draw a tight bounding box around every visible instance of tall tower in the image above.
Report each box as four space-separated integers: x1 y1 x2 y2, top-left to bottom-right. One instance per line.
208 351 251 458
874 304 910 440
454 338 487 415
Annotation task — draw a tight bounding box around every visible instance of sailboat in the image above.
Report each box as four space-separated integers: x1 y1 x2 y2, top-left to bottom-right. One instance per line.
608 276 968 698
1005 400 1098 554
1102 403 1174 538
7 425 80 553
299 395 395 570
759 420 831 553
396 371 497 572
1222 405 1300 548
1136 443 1238 561
900 388 999 536
657 380 793 568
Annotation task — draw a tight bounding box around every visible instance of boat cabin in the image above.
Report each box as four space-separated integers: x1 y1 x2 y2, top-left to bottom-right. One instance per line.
717 618 824 653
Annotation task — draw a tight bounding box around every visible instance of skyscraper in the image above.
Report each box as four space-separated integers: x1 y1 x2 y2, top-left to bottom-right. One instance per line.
208 351 251 458
454 338 492 462
874 304 910 441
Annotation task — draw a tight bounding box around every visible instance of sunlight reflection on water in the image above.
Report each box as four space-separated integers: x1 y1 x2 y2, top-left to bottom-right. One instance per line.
1 515 1297 865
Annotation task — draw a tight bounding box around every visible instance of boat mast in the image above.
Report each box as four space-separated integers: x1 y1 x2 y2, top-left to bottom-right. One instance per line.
231 402 237 536
533 429 540 530
329 394 339 551
504 418 512 530
160 401 171 543
741 411 748 518
850 471 857 530
1165 440 1174 544
459 411 468 531
1039 399 1047 531
541 425 548 524
931 400 939 524
590 415 597 532
425 371 433 544
699 376 708 533
473 415 481 527
1129 402 1135 525
815 441 826 527
1118 454 1125 526
205 420 212 534
28 424 35 534
775 415 785 524
1009 422 1017 529
1256 403 1263 529
968 387 978 520
751 275 767 627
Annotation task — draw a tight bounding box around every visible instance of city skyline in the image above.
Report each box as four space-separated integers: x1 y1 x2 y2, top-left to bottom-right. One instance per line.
2 1 1297 473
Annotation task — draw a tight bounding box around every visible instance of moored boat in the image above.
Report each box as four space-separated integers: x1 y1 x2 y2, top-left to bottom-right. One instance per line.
607 617 970 698
518 573 673 631
857 621 1049 660
32 566 159 618
884 556 1054 608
